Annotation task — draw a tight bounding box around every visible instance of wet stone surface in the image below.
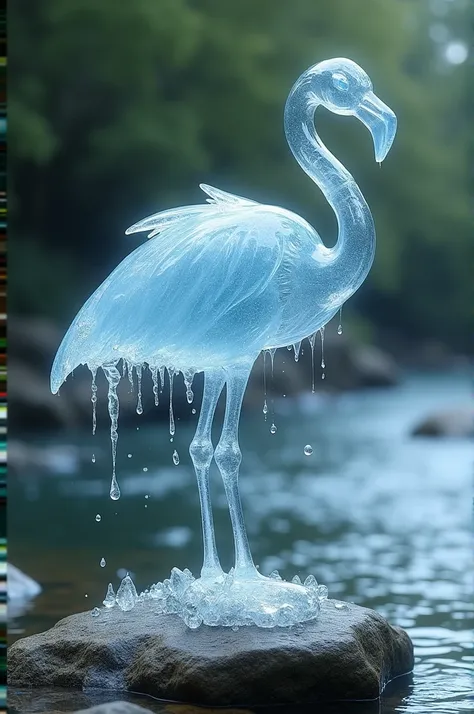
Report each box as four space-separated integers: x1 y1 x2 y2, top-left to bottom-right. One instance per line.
8 600 413 707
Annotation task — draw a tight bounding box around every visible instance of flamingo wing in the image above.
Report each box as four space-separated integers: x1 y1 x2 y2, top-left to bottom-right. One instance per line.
51 196 286 393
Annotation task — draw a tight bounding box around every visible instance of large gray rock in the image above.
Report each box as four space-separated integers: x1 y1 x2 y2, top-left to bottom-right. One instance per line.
8 600 413 706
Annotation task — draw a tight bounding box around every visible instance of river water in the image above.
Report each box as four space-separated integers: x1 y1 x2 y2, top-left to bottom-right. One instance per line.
8 371 473 713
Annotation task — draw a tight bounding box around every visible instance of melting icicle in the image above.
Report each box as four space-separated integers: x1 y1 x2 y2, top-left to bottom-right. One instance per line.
150 366 160 406
337 306 343 335
309 333 316 393
269 347 276 427
320 326 326 380
103 583 115 608
184 369 195 404
126 361 134 392
172 449 180 466
100 557 106 568
103 363 121 501
293 340 302 362
122 360 127 379
168 368 176 436
136 364 143 414
91 368 98 435
159 366 165 393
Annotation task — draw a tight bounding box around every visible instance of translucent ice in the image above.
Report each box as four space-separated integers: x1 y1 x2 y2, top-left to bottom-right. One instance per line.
104 568 329 628
116 575 138 611
52 58 396 629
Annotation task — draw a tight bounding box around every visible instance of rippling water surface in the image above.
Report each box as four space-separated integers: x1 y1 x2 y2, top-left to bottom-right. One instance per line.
9 371 472 714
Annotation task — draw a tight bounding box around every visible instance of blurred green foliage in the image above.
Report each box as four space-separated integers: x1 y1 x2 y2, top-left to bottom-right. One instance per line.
10 0 472 349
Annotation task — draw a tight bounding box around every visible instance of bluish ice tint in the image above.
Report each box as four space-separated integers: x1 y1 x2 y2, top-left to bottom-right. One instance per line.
51 58 396 627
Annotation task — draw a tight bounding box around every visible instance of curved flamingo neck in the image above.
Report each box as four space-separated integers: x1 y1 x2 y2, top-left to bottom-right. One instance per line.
284 75 376 293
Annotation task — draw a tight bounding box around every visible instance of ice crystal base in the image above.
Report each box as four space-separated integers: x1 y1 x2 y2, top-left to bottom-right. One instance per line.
105 567 329 629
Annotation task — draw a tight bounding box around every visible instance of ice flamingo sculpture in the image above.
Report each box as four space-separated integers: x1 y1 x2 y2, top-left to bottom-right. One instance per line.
51 58 396 627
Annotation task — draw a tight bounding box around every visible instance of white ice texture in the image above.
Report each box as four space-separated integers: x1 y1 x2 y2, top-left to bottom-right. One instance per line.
101 568 329 629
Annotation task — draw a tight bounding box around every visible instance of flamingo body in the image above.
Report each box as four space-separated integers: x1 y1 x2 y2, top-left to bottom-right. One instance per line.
51 186 337 393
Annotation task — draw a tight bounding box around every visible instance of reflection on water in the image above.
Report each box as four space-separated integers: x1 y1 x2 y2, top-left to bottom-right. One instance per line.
9 372 473 714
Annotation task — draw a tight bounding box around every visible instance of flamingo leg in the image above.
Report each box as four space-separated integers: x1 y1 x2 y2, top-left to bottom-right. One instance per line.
215 365 259 580
189 368 226 579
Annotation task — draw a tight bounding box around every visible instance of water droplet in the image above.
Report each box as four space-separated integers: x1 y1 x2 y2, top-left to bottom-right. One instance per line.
103 583 115 608
270 423 277 434
170 437 174 443
127 453 132 458
91 453 96 463
85 594 88 598
145 494 149 499
304 444 313 456
100 557 106 568
91 607 101 617
262 399 268 417
110 479 121 500
334 601 347 610
172 450 180 466
95 514 101 522
192 408 196 415
143 467 148 472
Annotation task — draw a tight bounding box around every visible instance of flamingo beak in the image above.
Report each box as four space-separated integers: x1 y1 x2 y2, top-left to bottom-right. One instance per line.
355 91 397 163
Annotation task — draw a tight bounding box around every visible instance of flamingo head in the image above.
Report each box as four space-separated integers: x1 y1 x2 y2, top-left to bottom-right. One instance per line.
309 57 397 162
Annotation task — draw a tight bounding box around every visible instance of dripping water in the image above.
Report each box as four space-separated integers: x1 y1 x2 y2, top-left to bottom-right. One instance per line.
262 350 268 421
168 367 176 436
320 326 326 380
337 306 343 335
172 449 180 466
136 364 143 415
309 333 316 393
184 369 195 404
103 363 121 500
150 366 160 406
126 361 134 392
293 340 302 362
269 348 277 430
91 368 98 435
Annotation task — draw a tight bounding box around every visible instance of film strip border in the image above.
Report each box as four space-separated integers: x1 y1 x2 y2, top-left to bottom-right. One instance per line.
0 0 5 708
